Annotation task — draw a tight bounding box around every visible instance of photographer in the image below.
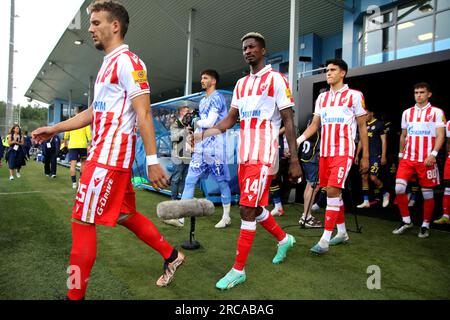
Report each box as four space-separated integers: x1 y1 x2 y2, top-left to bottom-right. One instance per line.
170 106 191 199
163 106 194 227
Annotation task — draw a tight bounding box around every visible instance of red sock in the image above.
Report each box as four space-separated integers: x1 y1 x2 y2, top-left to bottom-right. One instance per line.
121 212 174 260
67 222 97 300
395 193 410 218
324 209 339 231
259 213 286 241
233 229 256 271
423 198 435 223
336 204 345 225
444 195 450 215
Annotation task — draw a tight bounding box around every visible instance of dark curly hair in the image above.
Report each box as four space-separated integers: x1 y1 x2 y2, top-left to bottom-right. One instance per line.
9 124 21 137
89 0 129 38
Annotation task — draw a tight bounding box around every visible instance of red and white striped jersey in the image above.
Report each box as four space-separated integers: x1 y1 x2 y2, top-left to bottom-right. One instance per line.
401 104 446 162
314 84 366 158
231 65 295 173
446 120 450 158
87 44 150 170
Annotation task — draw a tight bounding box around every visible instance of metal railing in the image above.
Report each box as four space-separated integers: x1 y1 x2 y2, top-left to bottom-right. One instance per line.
298 66 327 78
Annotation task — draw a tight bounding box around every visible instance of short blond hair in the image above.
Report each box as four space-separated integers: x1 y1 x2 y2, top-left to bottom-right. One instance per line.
241 32 266 47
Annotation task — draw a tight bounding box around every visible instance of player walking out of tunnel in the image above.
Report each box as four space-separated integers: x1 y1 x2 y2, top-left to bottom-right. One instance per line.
297 58 369 255
32 0 184 300
197 32 302 290
434 119 450 225
393 83 445 238
355 106 390 208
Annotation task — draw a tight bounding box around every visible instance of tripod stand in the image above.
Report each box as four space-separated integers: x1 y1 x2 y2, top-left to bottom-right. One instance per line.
181 217 201 250
344 175 363 234
299 178 321 229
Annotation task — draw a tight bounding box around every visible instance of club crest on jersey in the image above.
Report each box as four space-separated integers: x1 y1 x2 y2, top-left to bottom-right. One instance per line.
260 83 268 91
426 115 433 121
132 70 147 84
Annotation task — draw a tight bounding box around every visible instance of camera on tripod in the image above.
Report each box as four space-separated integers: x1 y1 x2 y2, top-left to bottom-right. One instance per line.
181 109 199 129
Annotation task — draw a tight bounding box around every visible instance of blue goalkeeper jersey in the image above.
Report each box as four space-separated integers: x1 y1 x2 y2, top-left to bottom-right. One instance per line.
194 90 228 160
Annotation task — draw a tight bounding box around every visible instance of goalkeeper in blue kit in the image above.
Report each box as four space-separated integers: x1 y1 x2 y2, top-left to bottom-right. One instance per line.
165 69 232 229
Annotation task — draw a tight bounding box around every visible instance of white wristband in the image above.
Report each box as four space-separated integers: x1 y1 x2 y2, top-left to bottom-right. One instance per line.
398 153 404 158
430 150 438 157
296 134 306 146
146 154 159 166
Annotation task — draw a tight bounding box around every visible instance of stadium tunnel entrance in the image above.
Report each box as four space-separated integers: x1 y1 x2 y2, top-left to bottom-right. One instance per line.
295 49 450 231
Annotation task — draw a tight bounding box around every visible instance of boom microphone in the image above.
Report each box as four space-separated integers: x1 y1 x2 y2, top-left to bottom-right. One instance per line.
156 199 215 220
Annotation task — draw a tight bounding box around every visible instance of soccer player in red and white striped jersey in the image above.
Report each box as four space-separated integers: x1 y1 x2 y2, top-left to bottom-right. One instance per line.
393 83 446 238
434 120 450 225
297 59 369 254
32 1 184 299
198 32 302 290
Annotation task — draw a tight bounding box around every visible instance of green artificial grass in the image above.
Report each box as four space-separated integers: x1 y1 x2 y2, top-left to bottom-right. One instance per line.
0 161 449 300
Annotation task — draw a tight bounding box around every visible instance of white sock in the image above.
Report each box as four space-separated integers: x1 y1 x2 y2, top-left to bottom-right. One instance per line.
179 218 185 224
402 216 412 224
222 203 231 219
232 268 245 274
278 234 288 245
444 214 450 219
318 238 329 248
337 223 346 234
321 230 333 242
275 202 283 210
422 222 430 228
